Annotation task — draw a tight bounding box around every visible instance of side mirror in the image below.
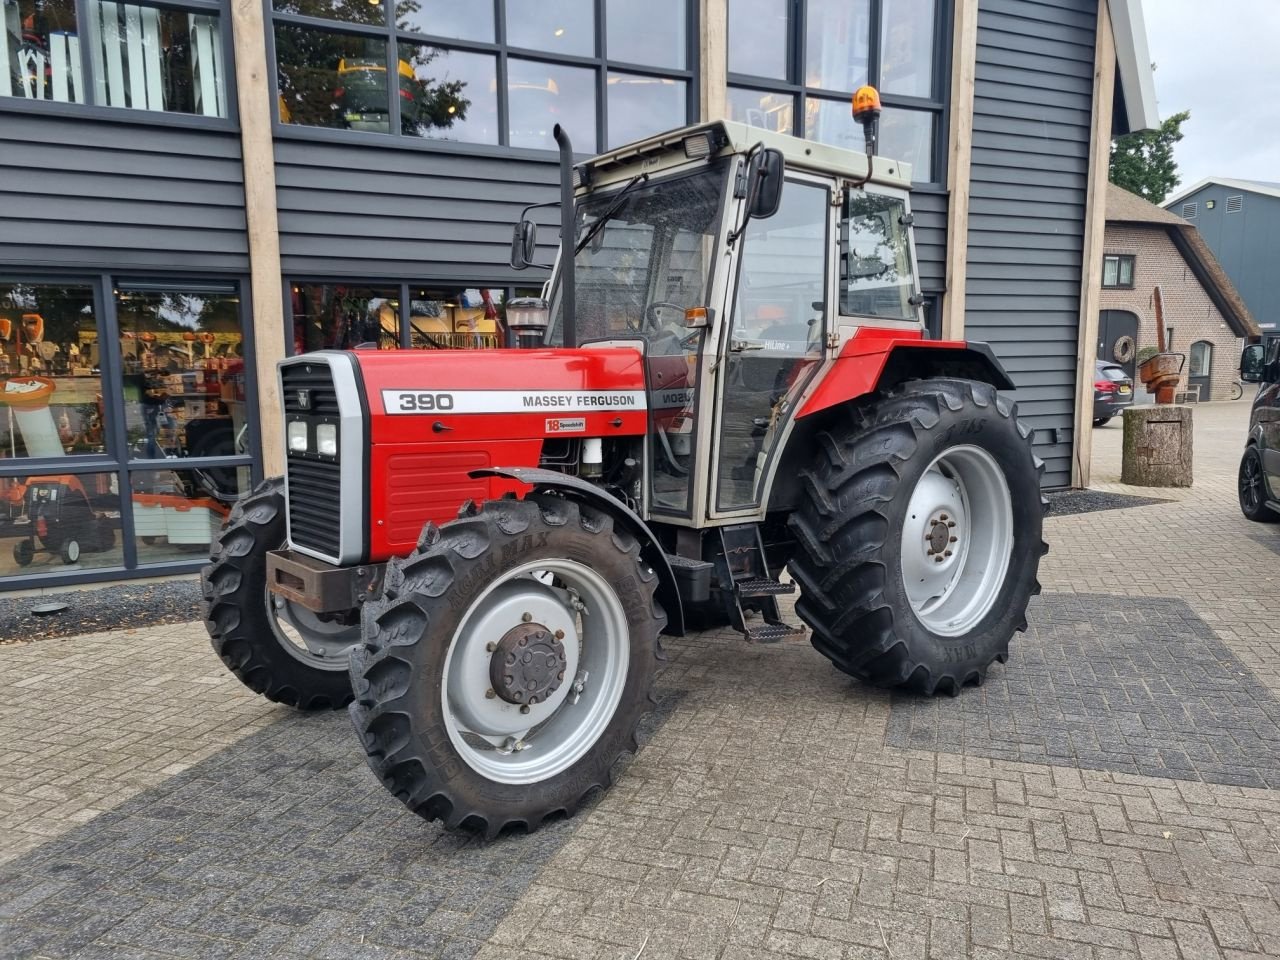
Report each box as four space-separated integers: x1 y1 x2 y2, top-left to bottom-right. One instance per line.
1242 343 1267 383
747 148 785 220
510 219 537 270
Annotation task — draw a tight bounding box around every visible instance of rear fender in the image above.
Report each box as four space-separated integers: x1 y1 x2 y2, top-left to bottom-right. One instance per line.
796 332 1015 421
470 466 684 637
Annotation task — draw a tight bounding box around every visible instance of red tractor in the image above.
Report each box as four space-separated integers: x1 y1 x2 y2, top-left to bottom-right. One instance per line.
204 93 1046 837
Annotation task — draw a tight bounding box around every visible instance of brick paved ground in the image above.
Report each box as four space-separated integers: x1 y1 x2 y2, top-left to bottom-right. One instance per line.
4 399 1280 959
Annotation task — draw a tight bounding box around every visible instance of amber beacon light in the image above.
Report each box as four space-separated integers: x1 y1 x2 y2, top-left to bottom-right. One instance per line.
852 85 882 124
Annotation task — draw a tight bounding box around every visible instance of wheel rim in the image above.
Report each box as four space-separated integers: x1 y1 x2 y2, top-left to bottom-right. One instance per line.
1241 453 1263 511
65 540 80 563
441 558 630 785
901 445 1014 637
264 589 361 671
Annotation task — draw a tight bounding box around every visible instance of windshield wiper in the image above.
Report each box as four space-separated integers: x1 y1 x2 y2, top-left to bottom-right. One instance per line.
574 173 649 255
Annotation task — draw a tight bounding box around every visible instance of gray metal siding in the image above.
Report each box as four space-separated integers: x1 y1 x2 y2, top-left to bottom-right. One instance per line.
0 112 248 273
274 138 561 281
912 191 948 293
966 0 1099 488
1173 184 1280 334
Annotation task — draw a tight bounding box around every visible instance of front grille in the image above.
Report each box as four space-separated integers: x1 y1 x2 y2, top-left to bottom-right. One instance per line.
282 360 343 560
281 362 340 416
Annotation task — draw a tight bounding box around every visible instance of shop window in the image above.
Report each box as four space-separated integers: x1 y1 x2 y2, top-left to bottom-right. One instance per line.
290 284 400 353
0 283 104 460
505 0 594 58
507 57 595 151
115 284 247 463
606 73 686 149
269 0 694 151
0 470 123 575
131 465 248 565
396 0 491 42
1 0 83 103
89 0 226 117
2 0 226 116
397 43 497 143
728 0 946 185
605 0 685 70
275 24 389 131
409 287 504 349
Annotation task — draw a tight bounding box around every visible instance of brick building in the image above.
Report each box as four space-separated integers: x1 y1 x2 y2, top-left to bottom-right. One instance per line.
1099 184 1257 402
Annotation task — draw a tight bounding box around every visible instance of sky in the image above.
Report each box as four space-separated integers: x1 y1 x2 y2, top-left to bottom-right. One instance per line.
1142 0 1280 194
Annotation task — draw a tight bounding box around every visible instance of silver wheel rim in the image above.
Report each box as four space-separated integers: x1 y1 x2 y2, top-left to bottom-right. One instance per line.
441 558 630 785
901 445 1014 637
265 589 361 671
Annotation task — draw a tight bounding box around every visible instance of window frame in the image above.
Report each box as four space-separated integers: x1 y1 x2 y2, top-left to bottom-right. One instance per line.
0 0 238 129
726 0 951 188
1101 253 1136 290
0 268 262 588
266 0 701 156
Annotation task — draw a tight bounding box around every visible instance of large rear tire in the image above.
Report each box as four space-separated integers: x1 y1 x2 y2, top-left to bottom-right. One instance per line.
203 477 358 710
788 379 1047 695
349 494 661 837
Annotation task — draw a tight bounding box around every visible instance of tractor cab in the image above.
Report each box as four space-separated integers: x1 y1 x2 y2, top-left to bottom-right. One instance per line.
514 119 923 527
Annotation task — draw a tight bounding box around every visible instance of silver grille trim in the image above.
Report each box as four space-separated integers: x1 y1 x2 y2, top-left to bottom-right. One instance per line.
279 352 366 566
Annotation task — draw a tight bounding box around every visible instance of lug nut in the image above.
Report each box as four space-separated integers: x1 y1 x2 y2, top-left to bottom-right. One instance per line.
521 612 532 622
950 536 957 543
944 550 952 557
939 513 948 521
485 688 496 699
947 520 956 528
520 704 530 714
486 642 496 652
554 629 565 640
934 556 944 563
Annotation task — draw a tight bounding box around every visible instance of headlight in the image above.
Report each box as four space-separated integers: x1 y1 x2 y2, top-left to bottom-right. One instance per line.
287 420 308 453
315 423 338 457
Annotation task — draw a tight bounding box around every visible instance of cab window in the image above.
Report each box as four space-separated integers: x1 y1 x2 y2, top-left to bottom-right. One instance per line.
840 193 916 321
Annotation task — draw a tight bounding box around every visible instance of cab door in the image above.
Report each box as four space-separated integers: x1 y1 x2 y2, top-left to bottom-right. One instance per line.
709 177 830 516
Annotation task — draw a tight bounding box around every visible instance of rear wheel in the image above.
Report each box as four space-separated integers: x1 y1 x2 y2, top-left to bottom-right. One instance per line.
1093 417 1111 427
349 494 661 837
203 477 358 709
1239 446 1279 522
788 378 1047 695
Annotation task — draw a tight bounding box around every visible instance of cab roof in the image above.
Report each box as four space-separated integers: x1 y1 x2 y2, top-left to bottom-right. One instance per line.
579 119 914 192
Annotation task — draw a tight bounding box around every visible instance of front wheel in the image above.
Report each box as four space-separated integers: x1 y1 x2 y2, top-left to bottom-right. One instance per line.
349 494 662 837
1093 417 1111 427
203 477 359 710
788 379 1047 695
1239 446 1279 522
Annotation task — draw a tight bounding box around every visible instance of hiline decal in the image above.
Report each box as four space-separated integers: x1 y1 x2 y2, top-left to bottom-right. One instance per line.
381 389 647 415
546 417 586 433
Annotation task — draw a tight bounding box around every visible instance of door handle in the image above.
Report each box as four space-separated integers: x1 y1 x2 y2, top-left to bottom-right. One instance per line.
730 339 766 352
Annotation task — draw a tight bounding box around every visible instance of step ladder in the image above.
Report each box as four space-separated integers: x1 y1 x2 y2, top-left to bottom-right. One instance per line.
718 524 805 643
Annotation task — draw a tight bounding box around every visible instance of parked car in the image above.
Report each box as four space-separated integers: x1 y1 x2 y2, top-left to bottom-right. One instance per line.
1093 360 1134 426
1238 342 1280 521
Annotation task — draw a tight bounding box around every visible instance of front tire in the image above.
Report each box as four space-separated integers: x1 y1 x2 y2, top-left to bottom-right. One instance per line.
1239 446 1279 522
203 477 358 710
788 379 1047 695
349 494 661 837
1093 417 1111 427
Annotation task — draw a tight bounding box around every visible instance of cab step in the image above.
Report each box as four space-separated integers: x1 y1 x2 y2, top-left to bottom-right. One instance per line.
734 577 797 599
743 621 806 643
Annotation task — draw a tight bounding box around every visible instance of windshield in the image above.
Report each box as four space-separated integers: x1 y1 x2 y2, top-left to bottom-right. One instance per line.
550 164 727 351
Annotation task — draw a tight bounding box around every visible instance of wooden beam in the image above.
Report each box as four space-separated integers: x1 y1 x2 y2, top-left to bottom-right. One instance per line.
941 0 979 340
1071 0 1118 488
230 0 286 477
700 0 727 121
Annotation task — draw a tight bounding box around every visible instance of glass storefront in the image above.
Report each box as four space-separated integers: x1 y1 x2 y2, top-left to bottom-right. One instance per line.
726 0 945 185
2 0 227 116
270 0 695 152
0 277 256 586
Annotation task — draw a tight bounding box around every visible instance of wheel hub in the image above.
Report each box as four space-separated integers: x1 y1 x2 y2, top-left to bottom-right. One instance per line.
490 622 567 705
926 515 957 559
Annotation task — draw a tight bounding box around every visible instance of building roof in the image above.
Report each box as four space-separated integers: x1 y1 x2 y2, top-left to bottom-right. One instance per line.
1110 0 1160 134
1163 177 1280 209
1106 184 1260 338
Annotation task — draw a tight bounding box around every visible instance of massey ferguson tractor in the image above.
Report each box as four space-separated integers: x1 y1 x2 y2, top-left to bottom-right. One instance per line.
204 87 1046 837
